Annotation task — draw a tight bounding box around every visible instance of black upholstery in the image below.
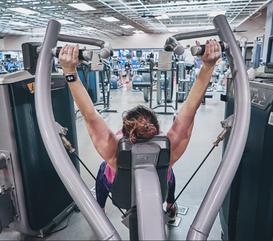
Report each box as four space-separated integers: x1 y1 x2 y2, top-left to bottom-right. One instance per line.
112 135 170 210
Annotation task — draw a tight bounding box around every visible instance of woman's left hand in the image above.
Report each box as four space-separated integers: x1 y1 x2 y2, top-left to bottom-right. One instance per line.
196 39 222 68
59 44 84 74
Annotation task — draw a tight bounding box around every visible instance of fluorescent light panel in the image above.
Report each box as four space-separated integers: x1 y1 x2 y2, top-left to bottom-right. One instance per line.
209 11 226 17
68 3 96 11
58 19 75 24
133 30 144 34
8 7 39 15
121 25 134 29
156 14 169 20
81 26 96 30
168 28 178 32
9 21 30 26
101 17 119 22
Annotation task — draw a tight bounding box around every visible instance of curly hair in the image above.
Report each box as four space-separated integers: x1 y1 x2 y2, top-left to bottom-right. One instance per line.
122 105 160 144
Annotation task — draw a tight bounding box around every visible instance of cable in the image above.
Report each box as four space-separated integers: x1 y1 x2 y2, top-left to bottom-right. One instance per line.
166 124 232 213
72 152 125 216
59 134 126 216
166 145 215 213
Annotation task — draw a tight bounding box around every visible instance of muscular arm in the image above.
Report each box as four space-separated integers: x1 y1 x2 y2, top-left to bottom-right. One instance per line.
59 45 119 171
167 40 221 168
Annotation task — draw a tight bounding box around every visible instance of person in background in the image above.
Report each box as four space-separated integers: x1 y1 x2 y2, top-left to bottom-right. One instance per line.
183 44 196 74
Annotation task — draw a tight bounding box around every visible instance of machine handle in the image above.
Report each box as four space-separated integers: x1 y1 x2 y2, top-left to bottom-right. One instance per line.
191 41 229 56
51 47 93 61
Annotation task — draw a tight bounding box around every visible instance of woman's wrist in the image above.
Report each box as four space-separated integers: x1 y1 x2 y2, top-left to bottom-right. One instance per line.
62 67 77 75
202 62 216 69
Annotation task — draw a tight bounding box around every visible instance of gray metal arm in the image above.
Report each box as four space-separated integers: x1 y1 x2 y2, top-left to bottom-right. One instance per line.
34 20 121 240
186 15 251 240
58 34 105 47
58 34 113 59
131 144 166 240
172 29 218 41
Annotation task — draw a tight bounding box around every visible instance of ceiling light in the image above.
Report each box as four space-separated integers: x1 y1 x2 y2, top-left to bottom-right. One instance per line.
209 11 226 17
58 19 75 25
101 17 119 22
8 7 39 15
68 3 96 11
9 21 30 26
133 30 144 34
155 14 169 20
81 26 96 30
121 25 134 29
168 28 178 32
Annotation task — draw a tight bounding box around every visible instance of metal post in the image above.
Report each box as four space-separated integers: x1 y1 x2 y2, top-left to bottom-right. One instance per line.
149 60 154 109
175 62 179 110
35 20 121 240
186 15 250 240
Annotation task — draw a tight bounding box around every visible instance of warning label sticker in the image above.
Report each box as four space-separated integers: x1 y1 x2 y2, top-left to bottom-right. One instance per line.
268 112 273 126
27 82 35 94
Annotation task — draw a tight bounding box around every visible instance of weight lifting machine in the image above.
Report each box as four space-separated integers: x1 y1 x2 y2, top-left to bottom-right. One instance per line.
32 15 250 240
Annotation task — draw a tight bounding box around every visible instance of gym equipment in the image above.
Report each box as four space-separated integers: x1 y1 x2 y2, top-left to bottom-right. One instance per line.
132 74 144 90
165 15 250 240
35 15 250 240
136 50 144 67
133 66 154 102
34 21 121 240
112 136 171 240
111 56 123 89
77 62 100 104
125 54 132 83
92 52 117 114
152 50 176 115
219 35 273 241
0 64 8 74
251 36 263 69
176 61 193 104
0 42 79 236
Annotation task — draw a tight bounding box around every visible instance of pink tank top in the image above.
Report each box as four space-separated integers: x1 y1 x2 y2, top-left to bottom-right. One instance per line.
105 130 171 184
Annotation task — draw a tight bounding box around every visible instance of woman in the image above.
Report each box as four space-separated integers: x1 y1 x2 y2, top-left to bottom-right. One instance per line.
59 39 221 221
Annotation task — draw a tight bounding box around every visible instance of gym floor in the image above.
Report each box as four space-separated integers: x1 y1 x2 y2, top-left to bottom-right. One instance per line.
1 84 225 240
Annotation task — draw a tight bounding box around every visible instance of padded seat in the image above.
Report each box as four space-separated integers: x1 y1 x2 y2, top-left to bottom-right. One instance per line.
112 135 170 210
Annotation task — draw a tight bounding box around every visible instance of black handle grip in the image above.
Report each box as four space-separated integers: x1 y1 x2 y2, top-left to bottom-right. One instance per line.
52 47 93 61
191 41 228 56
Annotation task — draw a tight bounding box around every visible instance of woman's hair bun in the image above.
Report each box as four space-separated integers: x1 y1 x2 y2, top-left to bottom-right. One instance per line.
122 105 160 144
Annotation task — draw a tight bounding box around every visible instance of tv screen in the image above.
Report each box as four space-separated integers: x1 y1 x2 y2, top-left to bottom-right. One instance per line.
136 50 142 58
126 54 132 59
